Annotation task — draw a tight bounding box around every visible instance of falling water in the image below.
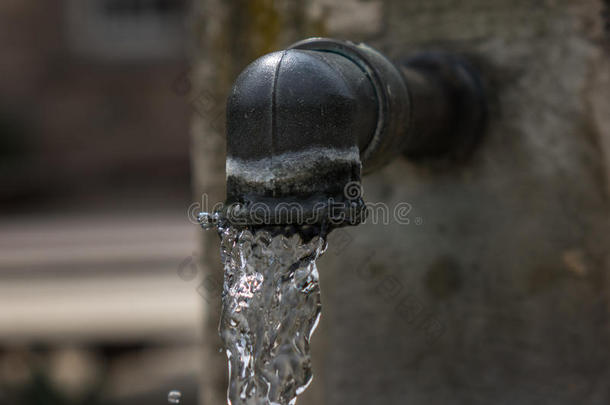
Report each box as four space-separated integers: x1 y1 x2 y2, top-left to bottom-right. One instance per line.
201 213 326 405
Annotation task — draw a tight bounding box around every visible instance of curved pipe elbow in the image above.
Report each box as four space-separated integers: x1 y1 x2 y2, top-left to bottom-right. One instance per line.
224 38 486 228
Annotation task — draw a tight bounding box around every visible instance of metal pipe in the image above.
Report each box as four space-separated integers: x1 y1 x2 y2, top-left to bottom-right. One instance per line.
223 38 485 228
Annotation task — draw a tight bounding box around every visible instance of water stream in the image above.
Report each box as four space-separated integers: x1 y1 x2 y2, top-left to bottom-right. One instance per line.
202 213 327 405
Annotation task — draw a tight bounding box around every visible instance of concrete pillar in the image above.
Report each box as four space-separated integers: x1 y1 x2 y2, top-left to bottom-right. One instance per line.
191 1 610 403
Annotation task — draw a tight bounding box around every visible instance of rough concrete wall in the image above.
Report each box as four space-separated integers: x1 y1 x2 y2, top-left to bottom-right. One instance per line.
191 1 610 404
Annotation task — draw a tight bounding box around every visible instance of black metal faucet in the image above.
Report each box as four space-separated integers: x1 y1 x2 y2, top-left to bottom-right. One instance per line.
224 37 485 229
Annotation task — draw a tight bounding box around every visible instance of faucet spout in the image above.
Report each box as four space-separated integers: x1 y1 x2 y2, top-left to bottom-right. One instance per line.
224 38 485 229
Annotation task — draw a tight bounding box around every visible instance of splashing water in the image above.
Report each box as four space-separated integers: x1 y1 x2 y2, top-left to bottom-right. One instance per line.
203 213 326 405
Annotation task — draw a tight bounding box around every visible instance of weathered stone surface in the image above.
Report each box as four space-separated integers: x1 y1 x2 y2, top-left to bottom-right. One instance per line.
191 1 610 404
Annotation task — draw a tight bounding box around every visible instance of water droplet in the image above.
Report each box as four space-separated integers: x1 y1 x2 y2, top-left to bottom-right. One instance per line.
167 390 182 404
198 212 216 230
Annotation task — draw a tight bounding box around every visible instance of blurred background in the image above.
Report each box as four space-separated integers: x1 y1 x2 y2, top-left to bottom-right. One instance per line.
0 1 201 404
2 0 610 405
